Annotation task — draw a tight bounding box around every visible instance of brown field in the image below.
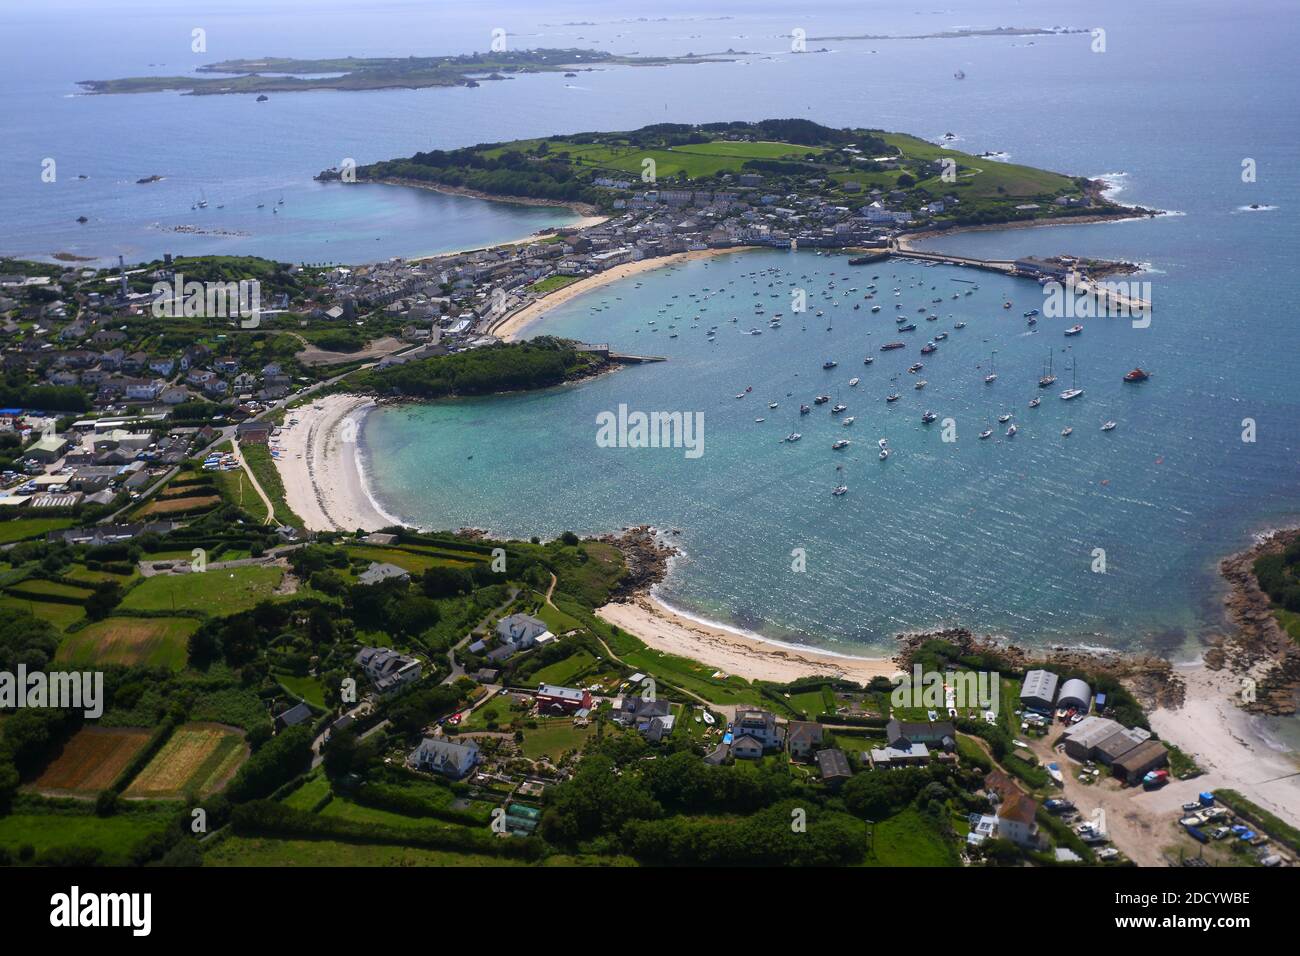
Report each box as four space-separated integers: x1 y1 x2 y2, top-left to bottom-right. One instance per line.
55 616 196 670
123 723 248 799
138 495 220 516
30 727 152 795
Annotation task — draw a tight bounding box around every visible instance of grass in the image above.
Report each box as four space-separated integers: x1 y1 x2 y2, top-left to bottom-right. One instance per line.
531 649 596 686
282 773 332 811
345 544 475 573
208 465 270 523
529 274 581 295
613 643 765 706
5 578 94 601
0 810 172 866
0 517 75 545
865 808 960 867
119 565 284 615
204 835 525 867
278 673 326 709
56 616 197 670
518 718 593 761
240 441 302 528
0 594 85 631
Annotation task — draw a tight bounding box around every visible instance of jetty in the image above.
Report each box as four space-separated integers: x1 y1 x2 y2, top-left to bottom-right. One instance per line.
575 342 666 364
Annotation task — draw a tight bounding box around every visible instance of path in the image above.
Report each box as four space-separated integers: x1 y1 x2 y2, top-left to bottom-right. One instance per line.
229 439 276 525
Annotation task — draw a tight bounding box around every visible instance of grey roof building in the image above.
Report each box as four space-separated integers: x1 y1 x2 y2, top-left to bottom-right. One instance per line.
355 646 421 693
495 613 550 648
1094 728 1146 766
1111 740 1169 784
410 737 480 779
1060 715 1122 761
1057 678 1092 711
885 719 955 749
1019 669 1059 711
274 701 314 731
816 748 852 786
357 561 411 586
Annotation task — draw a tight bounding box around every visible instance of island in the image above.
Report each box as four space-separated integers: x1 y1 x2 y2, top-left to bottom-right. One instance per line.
77 48 737 96
321 118 1149 231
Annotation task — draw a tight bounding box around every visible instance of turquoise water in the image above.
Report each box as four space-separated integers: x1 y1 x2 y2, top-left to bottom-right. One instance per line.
363 248 1300 655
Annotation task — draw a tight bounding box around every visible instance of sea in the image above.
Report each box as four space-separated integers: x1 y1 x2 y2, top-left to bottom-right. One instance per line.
4 3 1299 687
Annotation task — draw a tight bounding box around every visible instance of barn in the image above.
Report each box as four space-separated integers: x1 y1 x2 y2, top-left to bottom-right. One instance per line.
1057 678 1092 712
1019 669 1059 711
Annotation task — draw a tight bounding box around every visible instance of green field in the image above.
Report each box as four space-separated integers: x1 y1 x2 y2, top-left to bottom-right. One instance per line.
278 673 326 708
866 808 960 867
0 517 76 545
119 565 284 614
345 544 476 574
531 649 596 686
529 274 581 295
0 594 85 631
5 578 94 601
519 719 593 760
204 835 524 867
0 811 171 866
208 464 270 523
281 773 332 811
240 442 302 528
56 616 197 670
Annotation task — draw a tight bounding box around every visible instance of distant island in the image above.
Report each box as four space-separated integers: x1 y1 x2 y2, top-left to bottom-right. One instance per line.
77 48 737 96
320 117 1145 229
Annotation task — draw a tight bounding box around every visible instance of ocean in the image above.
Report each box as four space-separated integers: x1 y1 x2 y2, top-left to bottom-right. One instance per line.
4 1 1299 664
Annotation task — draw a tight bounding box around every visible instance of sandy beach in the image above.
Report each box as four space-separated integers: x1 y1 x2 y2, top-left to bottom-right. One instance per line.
271 392 393 533
597 594 899 685
495 247 747 341
1148 661 1300 826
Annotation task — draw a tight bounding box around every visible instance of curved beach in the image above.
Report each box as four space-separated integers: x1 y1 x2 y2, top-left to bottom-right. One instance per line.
597 595 899 685
272 393 393 533
495 247 745 341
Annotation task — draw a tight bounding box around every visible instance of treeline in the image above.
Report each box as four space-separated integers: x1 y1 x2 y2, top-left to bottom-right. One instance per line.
354 337 606 399
363 148 600 204
1254 538 1300 612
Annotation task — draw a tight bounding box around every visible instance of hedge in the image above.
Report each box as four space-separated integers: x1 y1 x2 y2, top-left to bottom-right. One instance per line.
230 800 542 860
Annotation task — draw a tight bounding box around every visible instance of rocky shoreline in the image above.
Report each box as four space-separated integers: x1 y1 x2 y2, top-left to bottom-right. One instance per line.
1213 528 1300 715
595 520 1296 721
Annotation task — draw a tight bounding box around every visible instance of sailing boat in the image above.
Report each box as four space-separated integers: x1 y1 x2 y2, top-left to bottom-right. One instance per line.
1059 355 1084 400
984 350 997 384
197 189 208 209
1038 350 1056 388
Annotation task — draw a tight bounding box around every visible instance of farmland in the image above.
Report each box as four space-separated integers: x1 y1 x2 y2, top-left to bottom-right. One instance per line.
205 836 526 867
118 565 284 614
29 727 152 796
0 593 86 631
123 723 248 799
0 809 173 865
56 616 198 670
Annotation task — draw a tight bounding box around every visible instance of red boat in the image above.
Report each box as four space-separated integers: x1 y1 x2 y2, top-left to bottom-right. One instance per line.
1123 367 1150 382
